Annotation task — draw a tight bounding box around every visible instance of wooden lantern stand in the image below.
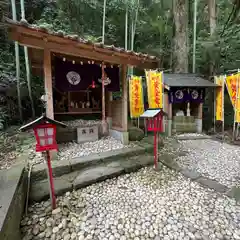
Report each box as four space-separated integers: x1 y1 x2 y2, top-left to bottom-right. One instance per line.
141 109 166 169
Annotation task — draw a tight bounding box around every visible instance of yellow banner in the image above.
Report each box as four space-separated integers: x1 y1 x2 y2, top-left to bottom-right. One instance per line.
215 76 224 121
129 76 144 118
226 73 240 122
146 70 163 109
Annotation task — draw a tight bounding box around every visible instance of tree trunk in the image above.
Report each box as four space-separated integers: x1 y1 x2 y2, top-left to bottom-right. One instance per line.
125 1 128 51
129 0 139 75
173 0 189 73
11 0 23 122
208 0 216 78
102 0 107 44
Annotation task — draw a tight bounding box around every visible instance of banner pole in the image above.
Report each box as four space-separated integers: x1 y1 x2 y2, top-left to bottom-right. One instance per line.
213 76 216 133
162 71 165 133
233 74 238 141
222 75 225 141
236 70 240 139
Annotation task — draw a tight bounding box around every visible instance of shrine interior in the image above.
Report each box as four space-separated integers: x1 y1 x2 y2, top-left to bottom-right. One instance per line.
52 55 120 116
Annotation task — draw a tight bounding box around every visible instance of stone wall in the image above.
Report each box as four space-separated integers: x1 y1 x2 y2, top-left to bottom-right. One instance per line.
0 164 27 240
111 100 123 130
173 116 197 133
56 127 77 143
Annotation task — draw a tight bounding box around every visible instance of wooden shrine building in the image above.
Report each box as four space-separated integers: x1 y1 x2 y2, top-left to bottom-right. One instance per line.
162 74 218 135
6 18 159 144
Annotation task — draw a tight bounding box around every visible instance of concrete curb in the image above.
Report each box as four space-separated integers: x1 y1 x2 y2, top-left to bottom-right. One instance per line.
176 136 212 141
0 163 27 240
31 145 149 182
160 157 240 202
29 154 155 202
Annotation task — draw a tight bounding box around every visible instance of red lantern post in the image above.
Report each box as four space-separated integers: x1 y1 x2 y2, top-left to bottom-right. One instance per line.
140 109 167 168
20 115 67 209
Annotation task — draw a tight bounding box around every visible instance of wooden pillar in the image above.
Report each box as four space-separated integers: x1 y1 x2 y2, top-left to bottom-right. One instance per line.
168 102 172 136
196 103 203 133
44 49 54 119
106 92 113 129
121 65 128 131
106 92 112 117
198 103 203 119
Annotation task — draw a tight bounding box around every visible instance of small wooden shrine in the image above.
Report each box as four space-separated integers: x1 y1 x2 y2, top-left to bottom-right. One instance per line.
6 18 159 144
162 74 218 135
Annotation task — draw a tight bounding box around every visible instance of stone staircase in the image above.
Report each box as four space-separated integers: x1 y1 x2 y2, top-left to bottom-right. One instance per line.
30 143 155 202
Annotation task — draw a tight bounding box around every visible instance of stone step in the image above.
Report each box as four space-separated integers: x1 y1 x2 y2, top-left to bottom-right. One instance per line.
31 144 153 183
29 154 155 202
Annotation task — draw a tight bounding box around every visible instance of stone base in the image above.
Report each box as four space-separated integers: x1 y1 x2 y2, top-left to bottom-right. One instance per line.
77 126 99 143
195 119 202 133
106 117 112 129
109 129 129 145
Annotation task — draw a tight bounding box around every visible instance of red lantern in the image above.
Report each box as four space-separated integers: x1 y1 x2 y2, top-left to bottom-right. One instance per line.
33 123 57 152
141 109 167 169
20 115 67 210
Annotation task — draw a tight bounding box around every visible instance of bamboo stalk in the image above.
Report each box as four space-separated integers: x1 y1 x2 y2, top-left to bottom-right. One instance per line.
20 0 35 118
11 0 23 122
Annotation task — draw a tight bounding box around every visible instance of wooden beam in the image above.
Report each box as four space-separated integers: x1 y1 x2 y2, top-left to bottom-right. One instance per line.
10 24 158 64
121 65 128 131
44 49 54 119
9 27 158 69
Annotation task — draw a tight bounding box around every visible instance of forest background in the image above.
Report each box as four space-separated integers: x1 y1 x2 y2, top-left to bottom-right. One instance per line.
0 0 240 130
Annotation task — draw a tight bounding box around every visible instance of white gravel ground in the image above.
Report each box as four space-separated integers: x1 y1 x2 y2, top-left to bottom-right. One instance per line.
29 136 135 165
176 133 209 138
176 139 240 188
58 137 135 160
21 167 240 240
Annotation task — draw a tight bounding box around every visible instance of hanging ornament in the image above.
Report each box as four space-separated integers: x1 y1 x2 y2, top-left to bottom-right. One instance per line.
191 89 199 100
72 60 75 64
91 80 96 88
63 57 66 62
80 61 83 65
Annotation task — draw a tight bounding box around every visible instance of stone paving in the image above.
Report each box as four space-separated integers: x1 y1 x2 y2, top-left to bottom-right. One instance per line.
176 139 240 188
21 167 240 240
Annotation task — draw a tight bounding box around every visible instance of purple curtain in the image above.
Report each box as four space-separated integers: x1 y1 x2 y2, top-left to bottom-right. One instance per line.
54 57 120 92
169 88 205 103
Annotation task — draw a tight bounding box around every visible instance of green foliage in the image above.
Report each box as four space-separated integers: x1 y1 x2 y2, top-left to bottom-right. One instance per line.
0 0 240 129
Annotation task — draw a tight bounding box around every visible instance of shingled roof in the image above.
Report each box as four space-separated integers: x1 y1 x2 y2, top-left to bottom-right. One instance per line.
5 18 159 69
163 74 218 88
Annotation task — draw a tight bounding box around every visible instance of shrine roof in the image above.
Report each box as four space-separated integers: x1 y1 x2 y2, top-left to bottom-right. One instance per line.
140 109 167 118
163 74 218 88
5 18 159 69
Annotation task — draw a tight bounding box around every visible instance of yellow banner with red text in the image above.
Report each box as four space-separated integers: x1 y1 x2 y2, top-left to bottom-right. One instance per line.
225 73 240 123
129 76 144 118
145 70 163 109
215 76 224 121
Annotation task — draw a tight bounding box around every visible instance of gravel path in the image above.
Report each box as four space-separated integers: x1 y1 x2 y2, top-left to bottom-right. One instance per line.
176 139 240 188
21 167 240 240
